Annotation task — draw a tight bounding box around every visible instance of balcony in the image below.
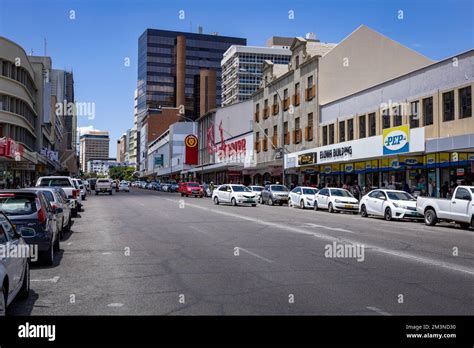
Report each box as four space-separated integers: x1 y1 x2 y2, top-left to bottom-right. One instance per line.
292 93 300 106
271 103 279 116
305 85 315 101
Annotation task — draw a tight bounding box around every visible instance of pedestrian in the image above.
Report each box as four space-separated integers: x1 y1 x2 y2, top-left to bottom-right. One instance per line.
428 179 434 197
351 180 361 200
440 181 449 198
403 183 411 194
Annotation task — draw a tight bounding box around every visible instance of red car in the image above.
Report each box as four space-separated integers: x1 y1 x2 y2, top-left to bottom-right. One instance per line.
178 182 204 198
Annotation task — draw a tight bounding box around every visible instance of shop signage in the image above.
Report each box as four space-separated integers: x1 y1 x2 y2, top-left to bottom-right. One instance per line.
391 160 400 169
319 146 352 161
184 134 198 165
298 152 317 166
456 168 465 176
345 164 353 173
0 138 22 160
218 138 246 161
383 125 409 155
154 154 164 167
11 163 35 171
324 166 332 174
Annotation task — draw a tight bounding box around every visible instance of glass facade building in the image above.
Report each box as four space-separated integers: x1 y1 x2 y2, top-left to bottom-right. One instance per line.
137 29 246 120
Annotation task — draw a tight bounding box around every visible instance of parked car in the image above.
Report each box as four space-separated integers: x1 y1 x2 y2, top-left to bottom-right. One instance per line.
0 211 30 315
0 190 60 265
289 186 319 209
249 186 265 203
170 183 179 192
359 189 421 221
71 179 83 209
212 184 257 206
95 178 113 195
179 182 204 197
73 178 86 200
36 176 80 217
314 188 359 213
261 184 289 206
33 187 72 238
417 185 474 229
118 181 130 192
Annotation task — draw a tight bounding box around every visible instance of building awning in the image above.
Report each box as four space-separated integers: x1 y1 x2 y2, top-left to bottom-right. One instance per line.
183 162 244 174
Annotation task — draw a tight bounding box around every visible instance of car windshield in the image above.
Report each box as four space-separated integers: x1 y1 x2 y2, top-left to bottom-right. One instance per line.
386 191 415 201
188 183 199 187
331 189 353 197
303 188 317 195
41 191 55 202
0 195 37 215
38 178 71 187
271 185 288 192
251 187 263 192
231 185 251 192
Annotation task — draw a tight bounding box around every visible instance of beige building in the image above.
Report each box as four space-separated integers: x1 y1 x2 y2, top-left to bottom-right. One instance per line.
116 133 127 163
252 25 433 185
80 130 110 172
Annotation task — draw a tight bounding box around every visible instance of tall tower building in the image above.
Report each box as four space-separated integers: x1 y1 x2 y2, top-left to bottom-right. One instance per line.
79 130 110 172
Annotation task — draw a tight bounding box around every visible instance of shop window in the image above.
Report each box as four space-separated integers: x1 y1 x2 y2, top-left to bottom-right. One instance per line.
369 113 376 136
347 119 354 141
410 101 419 128
322 125 328 146
459 86 472 119
339 120 345 142
329 124 335 145
382 109 390 129
423 97 433 125
359 115 366 138
442 91 455 122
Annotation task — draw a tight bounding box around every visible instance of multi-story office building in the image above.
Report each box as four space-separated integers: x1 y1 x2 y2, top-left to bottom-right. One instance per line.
137 29 246 121
285 49 473 194
128 89 139 166
252 25 432 185
80 130 110 172
221 43 292 106
116 133 127 163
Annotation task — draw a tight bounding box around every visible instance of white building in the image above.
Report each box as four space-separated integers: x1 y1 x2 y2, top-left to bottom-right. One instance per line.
86 158 117 175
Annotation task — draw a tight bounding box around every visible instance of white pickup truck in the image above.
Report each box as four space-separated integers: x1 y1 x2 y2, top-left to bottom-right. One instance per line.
417 186 474 229
95 178 113 195
36 176 81 216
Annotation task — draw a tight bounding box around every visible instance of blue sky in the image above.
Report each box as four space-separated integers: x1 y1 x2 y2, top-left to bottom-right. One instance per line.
0 0 472 157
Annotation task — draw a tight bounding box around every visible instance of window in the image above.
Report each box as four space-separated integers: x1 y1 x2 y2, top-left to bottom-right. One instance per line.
459 86 472 119
382 109 390 129
295 117 301 143
410 101 419 128
308 75 313 88
329 124 335 144
369 113 376 136
295 117 300 130
295 56 299 69
307 113 313 141
368 190 380 198
393 105 402 126
455 188 471 200
293 82 300 106
423 97 433 125
347 119 354 141
323 125 328 146
359 115 366 138
264 129 268 151
443 91 455 121
339 120 345 142
283 88 289 110
272 125 278 148
284 122 289 145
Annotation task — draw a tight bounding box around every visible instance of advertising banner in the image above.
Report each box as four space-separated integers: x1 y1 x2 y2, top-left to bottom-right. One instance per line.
184 135 198 165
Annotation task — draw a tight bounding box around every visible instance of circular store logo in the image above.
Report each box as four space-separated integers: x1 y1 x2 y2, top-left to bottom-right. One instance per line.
185 135 198 148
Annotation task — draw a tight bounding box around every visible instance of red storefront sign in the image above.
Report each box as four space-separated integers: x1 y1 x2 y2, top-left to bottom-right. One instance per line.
184 134 198 165
0 138 23 160
218 138 246 160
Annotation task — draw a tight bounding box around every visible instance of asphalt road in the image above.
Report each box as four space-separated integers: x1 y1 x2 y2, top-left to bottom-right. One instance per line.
9 188 474 315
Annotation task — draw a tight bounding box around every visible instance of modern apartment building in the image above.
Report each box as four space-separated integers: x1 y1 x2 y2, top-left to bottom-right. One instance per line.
221 43 291 106
286 49 473 194
116 133 127 163
137 29 246 121
80 130 110 172
252 25 433 185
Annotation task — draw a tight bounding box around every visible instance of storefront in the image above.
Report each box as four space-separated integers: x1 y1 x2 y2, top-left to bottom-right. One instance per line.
0 137 37 187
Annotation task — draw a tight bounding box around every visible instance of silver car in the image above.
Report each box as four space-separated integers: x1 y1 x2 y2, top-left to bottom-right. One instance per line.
0 212 30 315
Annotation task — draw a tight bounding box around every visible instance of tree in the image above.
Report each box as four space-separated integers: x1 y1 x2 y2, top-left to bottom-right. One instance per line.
109 166 135 181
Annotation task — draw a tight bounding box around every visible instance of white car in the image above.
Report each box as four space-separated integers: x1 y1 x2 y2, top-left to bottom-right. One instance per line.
289 186 319 209
360 189 422 221
72 179 85 204
212 184 257 206
119 181 130 192
0 212 30 315
249 185 265 203
314 188 359 213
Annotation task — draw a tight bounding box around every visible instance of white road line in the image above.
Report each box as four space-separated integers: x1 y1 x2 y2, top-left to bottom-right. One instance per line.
67 242 73 245
164 198 474 276
238 247 274 263
366 306 392 316
31 276 60 283
102 252 112 255
188 225 210 235
303 223 355 234
107 303 124 307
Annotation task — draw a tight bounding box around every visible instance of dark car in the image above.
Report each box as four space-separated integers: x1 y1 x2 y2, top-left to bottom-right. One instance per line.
0 190 61 265
89 178 97 191
261 184 290 206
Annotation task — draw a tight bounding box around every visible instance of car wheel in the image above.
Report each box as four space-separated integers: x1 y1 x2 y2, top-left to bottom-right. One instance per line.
53 235 60 252
19 261 30 299
288 200 293 207
213 196 219 205
300 200 305 209
231 198 237 206
314 202 318 211
251 204 257 207
268 198 274 206
95 191 98 195
424 208 437 226
0 284 6 316
459 222 470 230
361 204 368 217
109 191 112 195
258 197 263 204
328 203 334 213
384 207 393 221
41 243 54 266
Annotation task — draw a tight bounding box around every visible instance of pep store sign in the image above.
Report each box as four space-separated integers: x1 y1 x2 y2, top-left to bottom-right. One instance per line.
383 125 409 155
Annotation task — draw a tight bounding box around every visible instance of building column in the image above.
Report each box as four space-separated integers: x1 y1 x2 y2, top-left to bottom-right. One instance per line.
176 35 186 109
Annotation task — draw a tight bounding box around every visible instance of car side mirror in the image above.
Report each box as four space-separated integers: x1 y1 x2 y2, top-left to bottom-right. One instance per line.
20 227 36 238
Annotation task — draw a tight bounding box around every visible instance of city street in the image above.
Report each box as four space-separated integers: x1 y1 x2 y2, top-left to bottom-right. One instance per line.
9 189 473 315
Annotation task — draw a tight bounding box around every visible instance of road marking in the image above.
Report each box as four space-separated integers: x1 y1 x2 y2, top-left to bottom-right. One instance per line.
165 198 474 276
102 252 112 255
31 276 60 283
366 306 392 316
238 247 274 263
67 242 73 245
303 223 355 234
107 303 124 307
188 225 210 235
